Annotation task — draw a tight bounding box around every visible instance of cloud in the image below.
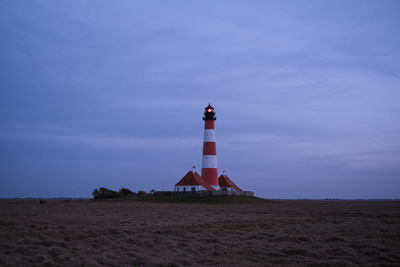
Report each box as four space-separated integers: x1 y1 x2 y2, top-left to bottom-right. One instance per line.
1 1 399 198
219 131 400 170
0 122 199 150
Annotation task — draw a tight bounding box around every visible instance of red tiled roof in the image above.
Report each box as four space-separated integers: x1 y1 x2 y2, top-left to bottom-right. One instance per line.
175 171 215 191
218 174 243 192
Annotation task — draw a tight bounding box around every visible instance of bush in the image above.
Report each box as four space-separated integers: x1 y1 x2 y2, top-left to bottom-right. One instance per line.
119 188 136 197
92 188 99 198
92 187 148 199
137 190 146 196
92 187 120 199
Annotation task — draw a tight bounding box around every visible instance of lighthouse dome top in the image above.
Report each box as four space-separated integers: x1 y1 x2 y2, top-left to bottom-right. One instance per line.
203 103 216 120
205 103 214 111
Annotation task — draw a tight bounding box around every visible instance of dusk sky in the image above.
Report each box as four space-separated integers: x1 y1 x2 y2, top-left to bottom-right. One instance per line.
1 1 399 199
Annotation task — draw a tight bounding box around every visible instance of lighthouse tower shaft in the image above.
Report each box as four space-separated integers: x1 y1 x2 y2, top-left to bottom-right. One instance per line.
201 104 219 189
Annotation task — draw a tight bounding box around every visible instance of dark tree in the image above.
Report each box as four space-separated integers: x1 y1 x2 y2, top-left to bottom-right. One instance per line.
119 188 135 197
92 188 100 199
137 190 146 196
92 187 120 199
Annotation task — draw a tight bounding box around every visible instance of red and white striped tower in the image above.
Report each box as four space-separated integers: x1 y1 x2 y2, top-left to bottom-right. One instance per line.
201 103 219 189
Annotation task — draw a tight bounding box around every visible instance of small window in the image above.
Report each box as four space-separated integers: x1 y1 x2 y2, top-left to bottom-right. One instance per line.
183 187 186 192
191 187 196 192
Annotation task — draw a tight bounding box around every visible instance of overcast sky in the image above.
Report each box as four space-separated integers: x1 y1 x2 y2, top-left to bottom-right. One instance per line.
1 0 399 199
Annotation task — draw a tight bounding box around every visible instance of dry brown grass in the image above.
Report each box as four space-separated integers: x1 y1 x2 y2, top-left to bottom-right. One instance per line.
0 199 399 266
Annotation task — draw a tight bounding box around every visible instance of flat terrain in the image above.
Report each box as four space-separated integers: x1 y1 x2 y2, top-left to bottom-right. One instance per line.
0 199 399 266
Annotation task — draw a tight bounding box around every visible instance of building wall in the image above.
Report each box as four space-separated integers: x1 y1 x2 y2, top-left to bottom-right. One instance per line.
158 190 254 197
174 185 207 192
220 187 237 192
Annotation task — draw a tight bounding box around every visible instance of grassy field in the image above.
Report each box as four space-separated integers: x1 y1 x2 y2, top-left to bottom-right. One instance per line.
1 199 399 266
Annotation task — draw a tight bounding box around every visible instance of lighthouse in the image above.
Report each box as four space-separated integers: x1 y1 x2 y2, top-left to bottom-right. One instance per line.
174 104 246 193
201 103 219 189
